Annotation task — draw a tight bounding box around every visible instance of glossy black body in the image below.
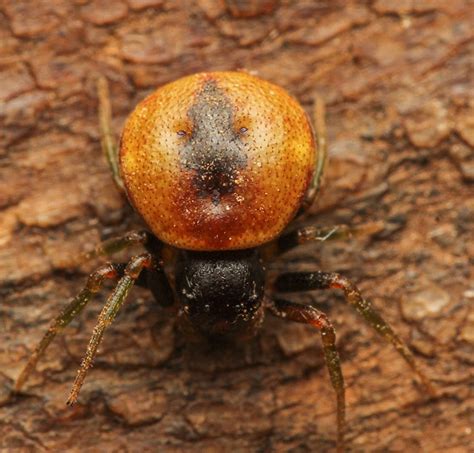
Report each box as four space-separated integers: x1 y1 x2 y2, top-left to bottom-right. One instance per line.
174 249 265 340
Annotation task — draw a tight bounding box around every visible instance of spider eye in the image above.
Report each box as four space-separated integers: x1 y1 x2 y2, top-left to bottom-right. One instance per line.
177 130 187 137
239 127 248 134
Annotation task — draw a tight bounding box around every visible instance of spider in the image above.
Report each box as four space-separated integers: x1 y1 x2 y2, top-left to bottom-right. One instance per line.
15 71 434 452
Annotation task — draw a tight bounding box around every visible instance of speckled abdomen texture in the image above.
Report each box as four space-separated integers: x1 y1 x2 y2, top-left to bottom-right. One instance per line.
120 71 316 251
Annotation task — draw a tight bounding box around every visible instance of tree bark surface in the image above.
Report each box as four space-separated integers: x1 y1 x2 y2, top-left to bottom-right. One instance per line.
1 1 473 452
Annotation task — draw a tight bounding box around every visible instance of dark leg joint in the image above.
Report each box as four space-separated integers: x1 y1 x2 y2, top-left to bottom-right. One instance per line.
15 262 125 392
273 271 436 396
274 271 332 293
85 230 153 260
265 297 345 451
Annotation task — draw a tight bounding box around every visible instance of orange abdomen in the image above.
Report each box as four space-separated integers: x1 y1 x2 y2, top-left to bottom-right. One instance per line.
120 71 316 251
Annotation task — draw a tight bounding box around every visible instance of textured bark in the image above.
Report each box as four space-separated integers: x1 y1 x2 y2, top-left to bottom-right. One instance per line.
1 1 473 452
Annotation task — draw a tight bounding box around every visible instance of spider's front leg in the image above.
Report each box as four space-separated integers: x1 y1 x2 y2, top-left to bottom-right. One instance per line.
15 262 123 392
265 297 345 453
15 251 165 404
83 230 174 307
67 252 153 404
273 271 436 395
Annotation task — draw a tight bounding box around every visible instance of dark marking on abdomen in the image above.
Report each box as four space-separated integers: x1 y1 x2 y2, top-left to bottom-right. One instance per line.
180 80 247 205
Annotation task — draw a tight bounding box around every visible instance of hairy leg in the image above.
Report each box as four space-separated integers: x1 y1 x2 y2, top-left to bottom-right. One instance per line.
67 253 152 404
84 230 155 261
97 76 125 191
273 271 436 395
275 222 384 257
16 250 172 394
262 222 384 259
15 263 123 392
298 97 328 217
265 297 345 453
85 232 174 306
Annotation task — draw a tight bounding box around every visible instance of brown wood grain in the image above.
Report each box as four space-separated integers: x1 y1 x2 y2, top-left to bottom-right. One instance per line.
1 1 473 451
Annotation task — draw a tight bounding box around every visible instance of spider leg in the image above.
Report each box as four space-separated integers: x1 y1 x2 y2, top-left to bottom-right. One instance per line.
15 263 123 392
265 297 345 453
97 76 125 192
85 231 174 306
273 271 436 395
84 229 156 261
143 260 175 308
67 252 152 405
262 222 384 259
276 222 384 257
298 97 328 217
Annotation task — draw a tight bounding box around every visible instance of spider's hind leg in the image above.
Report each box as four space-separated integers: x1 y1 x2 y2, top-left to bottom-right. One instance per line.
297 97 328 218
97 76 124 192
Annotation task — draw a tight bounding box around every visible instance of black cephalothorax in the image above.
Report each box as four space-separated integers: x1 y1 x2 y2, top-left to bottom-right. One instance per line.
175 250 265 339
